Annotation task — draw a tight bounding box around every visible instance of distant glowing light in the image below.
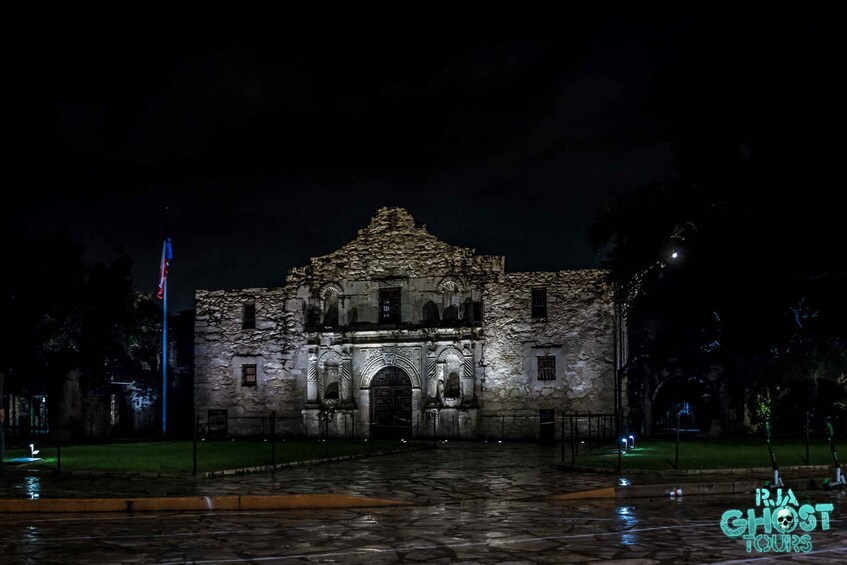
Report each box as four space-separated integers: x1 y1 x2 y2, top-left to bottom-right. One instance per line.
671 251 679 259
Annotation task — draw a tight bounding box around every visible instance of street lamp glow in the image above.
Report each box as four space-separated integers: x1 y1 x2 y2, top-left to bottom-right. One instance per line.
671 251 679 259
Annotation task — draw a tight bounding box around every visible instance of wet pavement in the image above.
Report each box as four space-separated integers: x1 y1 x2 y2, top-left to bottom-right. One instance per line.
1 441 846 563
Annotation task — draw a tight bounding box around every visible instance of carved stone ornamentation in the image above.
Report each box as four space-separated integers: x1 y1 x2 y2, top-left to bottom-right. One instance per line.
359 346 422 389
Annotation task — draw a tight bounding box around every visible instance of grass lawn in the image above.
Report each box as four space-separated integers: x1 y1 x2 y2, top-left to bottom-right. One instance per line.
1 438 428 473
572 438 840 471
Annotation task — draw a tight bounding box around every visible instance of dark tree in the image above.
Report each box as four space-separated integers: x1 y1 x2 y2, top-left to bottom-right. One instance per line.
1 230 162 432
589 17 846 432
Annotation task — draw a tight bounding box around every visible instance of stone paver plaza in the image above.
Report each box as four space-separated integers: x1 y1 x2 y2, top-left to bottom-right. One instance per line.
1 442 845 563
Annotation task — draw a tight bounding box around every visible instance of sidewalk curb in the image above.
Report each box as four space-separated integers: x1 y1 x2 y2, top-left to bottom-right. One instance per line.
0 493 411 513
1 444 437 479
555 463 833 476
203 444 436 478
554 481 761 500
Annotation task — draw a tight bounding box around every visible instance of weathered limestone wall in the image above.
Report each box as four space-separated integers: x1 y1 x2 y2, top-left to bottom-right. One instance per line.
194 287 307 435
482 270 615 416
193 208 619 440
287 207 504 287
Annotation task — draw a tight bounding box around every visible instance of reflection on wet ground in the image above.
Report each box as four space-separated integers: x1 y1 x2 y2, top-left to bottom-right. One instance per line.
1 442 846 563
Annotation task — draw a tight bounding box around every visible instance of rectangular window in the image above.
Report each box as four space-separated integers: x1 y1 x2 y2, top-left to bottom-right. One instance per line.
242 301 256 329
537 356 556 381
241 364 257 386
532 288 547 318
379 287 401 323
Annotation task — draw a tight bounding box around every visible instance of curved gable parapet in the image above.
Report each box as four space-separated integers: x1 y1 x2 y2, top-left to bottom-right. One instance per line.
286 207 504 284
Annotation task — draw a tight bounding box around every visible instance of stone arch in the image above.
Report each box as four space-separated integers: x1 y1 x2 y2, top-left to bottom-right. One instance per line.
360 351 422 389
436 276 465 293
435 346 468 402
319 282 343 301
437 346 465 367
319 283 343 327
318 350 342 403
318 349 343 372
437 277 463 322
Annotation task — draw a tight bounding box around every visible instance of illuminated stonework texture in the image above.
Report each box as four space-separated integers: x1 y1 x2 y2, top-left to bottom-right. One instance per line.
194 207 619 439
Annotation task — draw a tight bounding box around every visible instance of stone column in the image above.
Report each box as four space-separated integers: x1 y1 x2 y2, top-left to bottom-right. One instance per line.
306 352 318 406
341 353 354 407
462 352 475 405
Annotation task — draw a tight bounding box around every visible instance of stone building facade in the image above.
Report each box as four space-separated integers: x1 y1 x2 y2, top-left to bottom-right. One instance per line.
194 207 620 439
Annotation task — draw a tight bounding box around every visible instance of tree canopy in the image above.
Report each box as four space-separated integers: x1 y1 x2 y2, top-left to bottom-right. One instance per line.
2 230 162 397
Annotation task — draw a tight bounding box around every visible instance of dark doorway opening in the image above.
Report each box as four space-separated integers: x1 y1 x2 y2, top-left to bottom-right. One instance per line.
370 367 413 439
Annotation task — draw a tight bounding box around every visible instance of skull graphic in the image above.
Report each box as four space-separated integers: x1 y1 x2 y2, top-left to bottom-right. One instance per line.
776 508 795 532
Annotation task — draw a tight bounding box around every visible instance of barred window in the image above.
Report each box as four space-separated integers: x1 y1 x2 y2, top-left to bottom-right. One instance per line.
241 364 257 386
537 356 556 381
532 288 547 318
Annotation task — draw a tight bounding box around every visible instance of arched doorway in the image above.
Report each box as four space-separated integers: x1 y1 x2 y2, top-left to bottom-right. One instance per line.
370 366 413 439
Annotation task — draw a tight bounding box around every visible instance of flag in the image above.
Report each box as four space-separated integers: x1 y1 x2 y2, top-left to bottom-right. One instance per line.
157 237 173 300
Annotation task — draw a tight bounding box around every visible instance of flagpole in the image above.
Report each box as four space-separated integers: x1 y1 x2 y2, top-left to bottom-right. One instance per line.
162 268 168 436
161 206 170 438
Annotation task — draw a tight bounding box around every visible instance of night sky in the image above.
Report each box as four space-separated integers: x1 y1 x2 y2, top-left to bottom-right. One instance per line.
8 14 837 313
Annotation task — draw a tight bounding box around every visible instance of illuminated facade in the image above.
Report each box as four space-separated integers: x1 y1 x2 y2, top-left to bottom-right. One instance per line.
194 208 619 439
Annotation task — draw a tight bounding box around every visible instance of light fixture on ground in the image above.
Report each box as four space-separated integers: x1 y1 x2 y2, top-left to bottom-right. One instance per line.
629 434 636 449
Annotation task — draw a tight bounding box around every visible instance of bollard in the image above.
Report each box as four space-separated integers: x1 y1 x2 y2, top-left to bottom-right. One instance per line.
805 411 810 465
560 416 565 464
616 415 622 472
500 415 506 443
675 410 681 470
570 416 575 465
433 412 437 445
271 411 276 469
193 414 198 474
574 410 579 457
